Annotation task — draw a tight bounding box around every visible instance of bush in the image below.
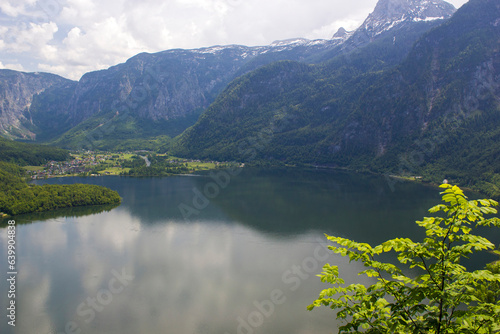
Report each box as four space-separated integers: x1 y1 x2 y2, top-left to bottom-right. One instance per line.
308 184 500 333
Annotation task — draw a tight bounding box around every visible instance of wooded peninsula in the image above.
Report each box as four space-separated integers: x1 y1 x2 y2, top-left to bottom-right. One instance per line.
0 138 121 217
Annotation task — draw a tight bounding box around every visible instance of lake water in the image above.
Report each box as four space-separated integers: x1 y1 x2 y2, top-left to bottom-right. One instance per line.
1 168 498 334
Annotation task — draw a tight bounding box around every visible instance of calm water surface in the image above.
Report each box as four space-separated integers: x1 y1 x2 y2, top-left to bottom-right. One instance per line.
1 168 497 334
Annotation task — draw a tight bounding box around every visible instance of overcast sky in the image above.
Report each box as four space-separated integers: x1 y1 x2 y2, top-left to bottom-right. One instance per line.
0 0 468 80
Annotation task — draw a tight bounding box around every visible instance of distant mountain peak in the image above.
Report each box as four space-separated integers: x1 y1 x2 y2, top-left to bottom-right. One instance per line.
360 0 456 37
332 27 351 40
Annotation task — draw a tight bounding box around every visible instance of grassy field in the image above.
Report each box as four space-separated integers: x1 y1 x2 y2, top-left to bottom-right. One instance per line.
115 153 135 160
23 166 45 172
98 167 131 175
187 161 217 170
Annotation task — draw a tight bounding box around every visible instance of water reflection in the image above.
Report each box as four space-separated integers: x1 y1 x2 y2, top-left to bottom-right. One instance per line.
0 168 497 334
2 211 370 334
0 204 120 227
28 168 442 241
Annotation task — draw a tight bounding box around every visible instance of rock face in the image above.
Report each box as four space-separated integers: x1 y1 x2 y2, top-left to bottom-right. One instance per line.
65 43 328 125
362 0 456 37
64 40 345 127
0 70 76 139
340 0 456 51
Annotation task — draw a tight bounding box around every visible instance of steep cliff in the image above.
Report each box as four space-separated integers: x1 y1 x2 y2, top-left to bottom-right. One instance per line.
0 70 76 140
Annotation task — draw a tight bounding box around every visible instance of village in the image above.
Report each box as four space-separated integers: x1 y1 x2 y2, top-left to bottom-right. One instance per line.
26 153 110 179
25 151 226 179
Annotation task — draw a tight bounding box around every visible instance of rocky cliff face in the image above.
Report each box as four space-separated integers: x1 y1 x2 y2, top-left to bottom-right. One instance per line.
340 0 456 51
64 41 341 126
0 70 76 139
364 0 456 35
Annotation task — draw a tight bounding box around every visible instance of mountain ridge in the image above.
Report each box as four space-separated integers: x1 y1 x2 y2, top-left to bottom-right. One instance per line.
0 0 457 146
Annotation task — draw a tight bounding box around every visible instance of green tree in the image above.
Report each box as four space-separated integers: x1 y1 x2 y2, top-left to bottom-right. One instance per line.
308 184 500 333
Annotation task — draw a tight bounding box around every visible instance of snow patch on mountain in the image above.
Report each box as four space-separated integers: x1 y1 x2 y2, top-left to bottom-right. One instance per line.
182 37 339 60
413 16 445 22
356 0 456 38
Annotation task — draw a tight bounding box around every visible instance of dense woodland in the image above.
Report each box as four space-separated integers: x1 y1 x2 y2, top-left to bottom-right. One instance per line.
121 155 190 176
0 140 121 216
0 161 121 216
0 136 70 165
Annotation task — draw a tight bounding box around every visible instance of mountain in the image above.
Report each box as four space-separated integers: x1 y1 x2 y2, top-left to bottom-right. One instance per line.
66 40 344 126
50 0 453 150
49 40 343 150
0 0 455 149
45 40 346 150
175 0 500 196
360 0 455 38
332 0 456 43
0 70 76 140
318 0 455 62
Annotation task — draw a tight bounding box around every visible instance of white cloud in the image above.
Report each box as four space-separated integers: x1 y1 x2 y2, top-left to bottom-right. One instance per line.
36 15 150 79
0 0 37 17
0 21 58 53
59 0 100 24
0 61 26 71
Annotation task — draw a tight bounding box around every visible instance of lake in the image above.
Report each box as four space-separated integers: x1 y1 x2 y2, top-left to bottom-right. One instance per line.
1 168 498 334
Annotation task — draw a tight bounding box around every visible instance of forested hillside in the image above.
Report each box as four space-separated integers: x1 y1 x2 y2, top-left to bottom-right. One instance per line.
0 161 121 216
0 136 70 165
0 139 121 216
175 0 500 197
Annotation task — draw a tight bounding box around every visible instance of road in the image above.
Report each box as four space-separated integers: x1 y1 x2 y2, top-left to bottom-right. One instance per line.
139 155 151 167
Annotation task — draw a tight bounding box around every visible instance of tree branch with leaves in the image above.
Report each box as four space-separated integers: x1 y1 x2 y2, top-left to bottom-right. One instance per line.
308 184 500 333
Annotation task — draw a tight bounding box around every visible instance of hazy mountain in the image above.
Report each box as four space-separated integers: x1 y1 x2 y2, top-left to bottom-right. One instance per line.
361 0 455 37
0 70 76 140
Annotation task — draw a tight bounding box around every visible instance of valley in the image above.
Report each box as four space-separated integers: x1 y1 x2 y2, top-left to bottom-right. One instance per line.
0 0 499 197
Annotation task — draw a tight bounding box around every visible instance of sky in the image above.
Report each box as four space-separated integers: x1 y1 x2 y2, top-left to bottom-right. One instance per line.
0 0 468 81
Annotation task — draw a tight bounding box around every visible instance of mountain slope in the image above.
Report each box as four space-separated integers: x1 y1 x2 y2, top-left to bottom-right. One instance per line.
175 0 500 196
319 0 455 62
0 136 70 165
0 70 76 140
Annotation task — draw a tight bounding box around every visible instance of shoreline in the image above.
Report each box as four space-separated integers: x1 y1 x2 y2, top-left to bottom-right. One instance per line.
6 165 495 222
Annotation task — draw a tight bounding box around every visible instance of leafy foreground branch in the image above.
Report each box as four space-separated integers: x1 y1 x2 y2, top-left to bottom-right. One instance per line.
308 184 500 333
